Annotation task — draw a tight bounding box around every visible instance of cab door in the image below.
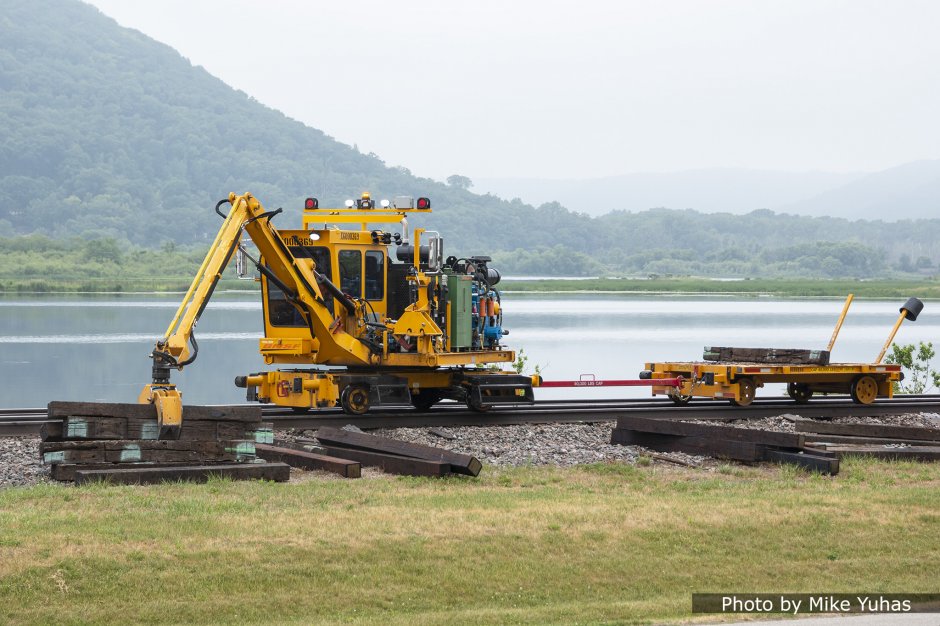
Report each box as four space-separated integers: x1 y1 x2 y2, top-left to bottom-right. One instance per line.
336 247 387 318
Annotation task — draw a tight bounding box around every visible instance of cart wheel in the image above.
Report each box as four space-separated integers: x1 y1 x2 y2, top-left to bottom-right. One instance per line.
466 389 491 413
668 390 693 406
787 382 813 404
340 384 370 415
850 375 879 405
730 378 756 407
411 390 443 412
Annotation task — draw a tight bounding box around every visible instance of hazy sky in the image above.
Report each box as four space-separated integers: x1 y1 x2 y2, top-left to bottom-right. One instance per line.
84 0 940 181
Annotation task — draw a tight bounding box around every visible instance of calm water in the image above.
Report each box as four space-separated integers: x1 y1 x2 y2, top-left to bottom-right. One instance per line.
0 292 936 407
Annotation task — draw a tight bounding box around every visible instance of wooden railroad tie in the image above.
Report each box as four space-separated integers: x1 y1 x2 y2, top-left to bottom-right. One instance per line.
313 426 483 477
794 417 940 461
793 419 940 442
40 439 258 465
51 461 239 482
611 415 839 475
256 443 361 478
615 415 806 448
318 446 449 477
73 463 290 486
799 433 940 447
803 444 940 462
47 401 261 422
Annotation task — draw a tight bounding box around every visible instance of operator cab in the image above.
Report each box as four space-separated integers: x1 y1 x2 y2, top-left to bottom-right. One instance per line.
256 193 424 364
262 230 388 325
255 192 507 366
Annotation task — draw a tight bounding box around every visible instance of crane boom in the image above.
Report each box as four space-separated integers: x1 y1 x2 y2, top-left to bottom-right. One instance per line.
140 192 373 438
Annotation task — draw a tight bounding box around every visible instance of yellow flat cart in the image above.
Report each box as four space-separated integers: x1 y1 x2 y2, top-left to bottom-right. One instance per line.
644 360 902 406
641 296 923 407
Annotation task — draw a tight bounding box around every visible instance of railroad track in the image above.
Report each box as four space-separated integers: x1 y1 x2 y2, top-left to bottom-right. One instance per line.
2 395 940 437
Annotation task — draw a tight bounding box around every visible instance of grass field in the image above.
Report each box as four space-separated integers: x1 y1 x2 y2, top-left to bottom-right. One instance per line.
0 277 251 294
502 277 940 299
1 459 939 625
2 276 937 298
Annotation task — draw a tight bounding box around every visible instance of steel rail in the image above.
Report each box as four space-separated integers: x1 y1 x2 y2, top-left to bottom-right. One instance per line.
264 397 940 430
4 395 940 437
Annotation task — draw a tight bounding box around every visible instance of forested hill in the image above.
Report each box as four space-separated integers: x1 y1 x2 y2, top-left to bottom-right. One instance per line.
1 0 576 247
1 0 939 279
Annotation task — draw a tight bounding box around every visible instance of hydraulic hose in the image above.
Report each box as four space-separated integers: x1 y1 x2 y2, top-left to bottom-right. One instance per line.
314 270 357 315
177 333 199 367
245 207 283 226
151 331 199 370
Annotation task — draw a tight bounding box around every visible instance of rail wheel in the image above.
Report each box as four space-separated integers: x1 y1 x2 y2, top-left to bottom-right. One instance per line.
340 384 370 415
730 377 756 407
411 390 443 412
850 375 879 405
466 388 491 413
291 406 310 414
787 382 813 404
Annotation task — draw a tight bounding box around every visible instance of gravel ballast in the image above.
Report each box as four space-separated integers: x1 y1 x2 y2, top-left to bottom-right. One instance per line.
4 412 940 488
286 421 642 468
691 412 940 433
0 436 48 488
375 421 639 467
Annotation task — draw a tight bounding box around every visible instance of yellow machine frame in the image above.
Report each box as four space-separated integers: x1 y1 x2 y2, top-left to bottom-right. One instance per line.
141 192 534 437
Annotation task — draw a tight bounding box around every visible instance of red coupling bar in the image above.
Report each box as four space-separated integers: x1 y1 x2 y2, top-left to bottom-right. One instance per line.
539 375 683 388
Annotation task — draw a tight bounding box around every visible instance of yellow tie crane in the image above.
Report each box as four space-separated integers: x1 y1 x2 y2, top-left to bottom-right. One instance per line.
138 192 535 439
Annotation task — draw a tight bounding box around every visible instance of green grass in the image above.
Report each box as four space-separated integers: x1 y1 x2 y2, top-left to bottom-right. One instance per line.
0 277 255 294
503 277 940 298
3 276 937 298
1 458 938 625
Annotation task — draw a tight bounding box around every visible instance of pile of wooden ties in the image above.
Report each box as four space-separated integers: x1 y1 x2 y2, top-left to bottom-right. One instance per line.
611 415 940 476
40 402 285 484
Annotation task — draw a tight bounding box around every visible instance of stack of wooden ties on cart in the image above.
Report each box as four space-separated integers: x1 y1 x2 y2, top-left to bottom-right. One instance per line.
703 346 830 365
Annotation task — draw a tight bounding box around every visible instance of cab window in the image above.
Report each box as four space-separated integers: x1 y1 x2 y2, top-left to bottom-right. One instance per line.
287 245 333 315
308 246 333 315
365 250 384 300
288 245 331 276
339 250 362 298
311 247 331 278
266 280 306 327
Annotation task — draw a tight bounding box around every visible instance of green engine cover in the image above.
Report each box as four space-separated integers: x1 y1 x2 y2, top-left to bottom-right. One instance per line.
445 270 472 349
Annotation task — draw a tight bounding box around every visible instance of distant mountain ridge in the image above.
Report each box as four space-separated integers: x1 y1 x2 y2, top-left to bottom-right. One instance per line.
779 159 940 220
474 169 863 217
475 161 940 221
